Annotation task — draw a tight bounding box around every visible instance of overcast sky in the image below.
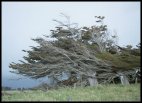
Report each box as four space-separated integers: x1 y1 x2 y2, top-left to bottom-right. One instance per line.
2 2 140 88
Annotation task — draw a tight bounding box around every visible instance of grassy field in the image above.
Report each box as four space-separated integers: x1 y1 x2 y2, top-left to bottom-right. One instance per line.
2 84 140 101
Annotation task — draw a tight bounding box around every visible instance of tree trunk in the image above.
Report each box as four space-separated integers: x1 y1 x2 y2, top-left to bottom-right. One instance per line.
87 71 98 86
49 76 57 86
135 78 138 84
135 68 140 84
119 74 129 85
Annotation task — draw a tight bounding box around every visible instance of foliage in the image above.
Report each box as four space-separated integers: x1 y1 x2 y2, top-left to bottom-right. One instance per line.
2 87 12 91
95 52 140 70
9 13 140 87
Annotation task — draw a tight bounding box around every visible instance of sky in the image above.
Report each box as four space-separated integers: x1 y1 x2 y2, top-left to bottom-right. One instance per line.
2 2 140 88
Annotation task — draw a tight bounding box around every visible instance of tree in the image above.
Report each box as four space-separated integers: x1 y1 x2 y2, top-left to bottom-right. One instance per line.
2 86 12 91
9 13 140 87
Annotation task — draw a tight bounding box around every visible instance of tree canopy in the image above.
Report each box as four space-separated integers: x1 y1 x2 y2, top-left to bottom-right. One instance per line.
9 13 140 87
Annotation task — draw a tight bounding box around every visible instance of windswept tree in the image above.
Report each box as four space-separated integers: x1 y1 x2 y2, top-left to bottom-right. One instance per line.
9 13 140 87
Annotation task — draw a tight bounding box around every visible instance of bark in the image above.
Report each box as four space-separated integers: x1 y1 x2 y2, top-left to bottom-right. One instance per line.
119 73 129 85
87 71 98 86
135 68 141 84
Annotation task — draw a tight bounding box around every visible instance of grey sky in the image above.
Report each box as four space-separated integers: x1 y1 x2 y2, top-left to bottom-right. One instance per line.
2 2 140 88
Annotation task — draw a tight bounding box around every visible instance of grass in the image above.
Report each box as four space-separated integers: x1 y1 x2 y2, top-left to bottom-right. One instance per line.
2 84 140 101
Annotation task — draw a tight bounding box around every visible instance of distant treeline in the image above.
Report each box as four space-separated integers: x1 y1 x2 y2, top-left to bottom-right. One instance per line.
2 86 33 91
